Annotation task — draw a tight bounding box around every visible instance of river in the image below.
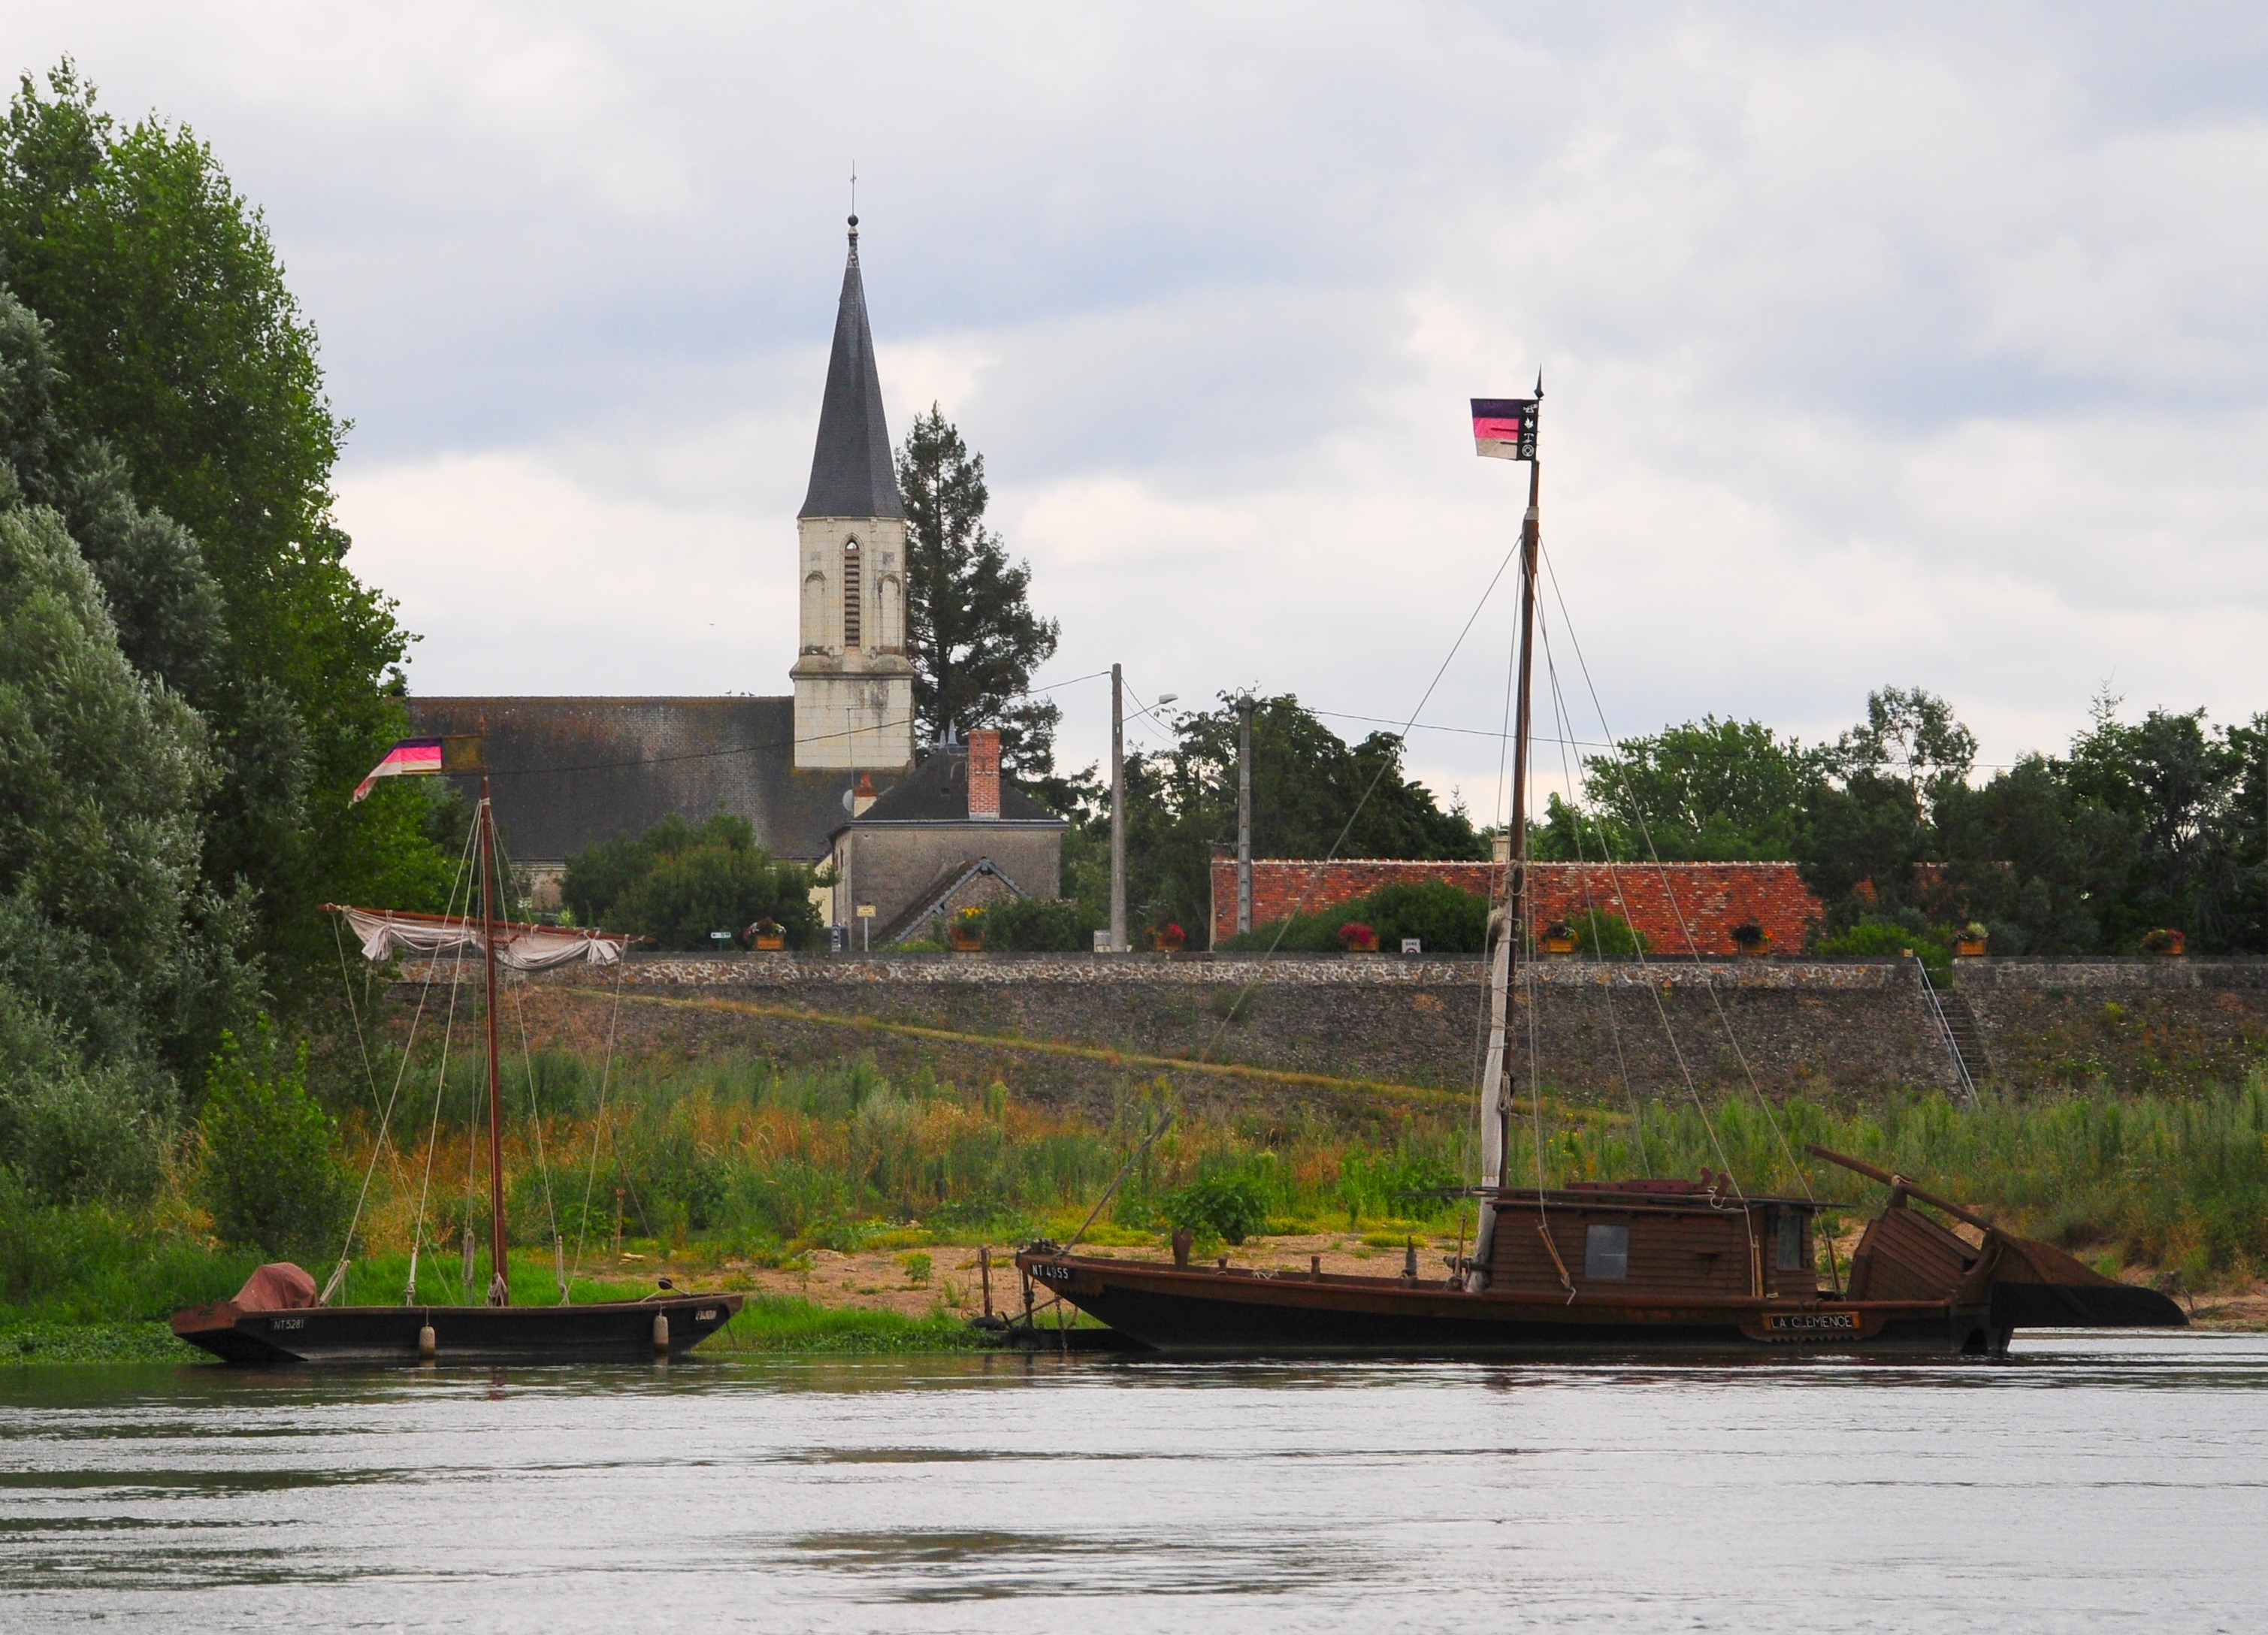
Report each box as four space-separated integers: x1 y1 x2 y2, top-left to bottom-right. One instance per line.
3 1334 2263 1631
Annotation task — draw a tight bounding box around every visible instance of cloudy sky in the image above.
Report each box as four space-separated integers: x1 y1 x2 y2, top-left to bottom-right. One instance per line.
9 5 2266 821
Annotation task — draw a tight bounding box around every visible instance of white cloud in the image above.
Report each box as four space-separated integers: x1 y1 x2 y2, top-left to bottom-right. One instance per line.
7 2 2265 803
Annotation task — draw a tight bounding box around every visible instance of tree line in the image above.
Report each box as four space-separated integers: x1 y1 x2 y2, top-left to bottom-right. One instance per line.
0 65 452 1210
1537 686 2268 957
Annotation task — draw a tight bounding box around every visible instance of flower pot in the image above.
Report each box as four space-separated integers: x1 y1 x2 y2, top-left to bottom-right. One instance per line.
753 934 786 951
1542 936 1577 956
1953 938 1986 958
947 931 984 953
1734 937 1774 958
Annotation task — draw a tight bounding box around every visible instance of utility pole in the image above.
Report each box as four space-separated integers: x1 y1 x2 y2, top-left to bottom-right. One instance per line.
1110 663 1126 953
1236 694 1254 936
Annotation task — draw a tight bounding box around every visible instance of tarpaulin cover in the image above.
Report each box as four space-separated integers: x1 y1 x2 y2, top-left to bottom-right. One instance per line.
232 1263 319 1311
340 907 624 971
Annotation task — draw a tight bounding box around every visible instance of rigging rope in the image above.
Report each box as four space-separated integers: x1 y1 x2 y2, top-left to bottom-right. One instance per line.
1538 548 1817 1211
324 810 480 1306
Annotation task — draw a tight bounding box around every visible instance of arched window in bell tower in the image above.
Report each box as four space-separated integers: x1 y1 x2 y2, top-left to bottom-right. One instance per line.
842 539 862 651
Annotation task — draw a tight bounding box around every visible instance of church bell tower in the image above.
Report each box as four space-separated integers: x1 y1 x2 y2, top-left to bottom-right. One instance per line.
791 215 915 772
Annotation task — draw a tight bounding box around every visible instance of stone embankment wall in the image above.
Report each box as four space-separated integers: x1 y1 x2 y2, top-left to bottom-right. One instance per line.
395 953 2268 1115
1950 958 2268 1096
401 951 2009 1111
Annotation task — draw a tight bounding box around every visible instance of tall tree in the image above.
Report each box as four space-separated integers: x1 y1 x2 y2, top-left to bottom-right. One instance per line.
896 406 1060 776
1538 715 1828 862
1073 693 1485 938
0 63 444 999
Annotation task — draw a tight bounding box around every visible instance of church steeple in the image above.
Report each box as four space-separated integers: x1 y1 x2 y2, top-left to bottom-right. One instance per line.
791 214 914 774
799 216 903 521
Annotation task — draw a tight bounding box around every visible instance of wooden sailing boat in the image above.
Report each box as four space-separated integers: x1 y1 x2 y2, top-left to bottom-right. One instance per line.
1015 394 2185 1356
172 761 741 1365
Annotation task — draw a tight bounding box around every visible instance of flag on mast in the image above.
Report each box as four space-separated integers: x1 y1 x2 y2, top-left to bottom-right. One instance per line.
1471 397 1538 461
351 738 446 803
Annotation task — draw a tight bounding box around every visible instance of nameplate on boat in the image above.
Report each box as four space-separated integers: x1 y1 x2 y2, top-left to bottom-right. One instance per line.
1030 1262 1074 1285
1761 1310 1859 1334
270 1317 305 1331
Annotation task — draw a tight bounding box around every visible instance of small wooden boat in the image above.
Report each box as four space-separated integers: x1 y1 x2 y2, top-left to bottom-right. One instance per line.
171 1273 741 1365
171 754 743 1365
1017 395 2185 1358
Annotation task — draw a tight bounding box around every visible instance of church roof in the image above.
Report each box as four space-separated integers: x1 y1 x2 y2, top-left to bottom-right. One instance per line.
407 695 885 864
798 218 903 521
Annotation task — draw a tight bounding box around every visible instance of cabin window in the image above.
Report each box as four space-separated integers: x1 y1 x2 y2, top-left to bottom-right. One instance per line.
1583 1223 1629 1280
842 540 862 649
1776 1210 1804 1271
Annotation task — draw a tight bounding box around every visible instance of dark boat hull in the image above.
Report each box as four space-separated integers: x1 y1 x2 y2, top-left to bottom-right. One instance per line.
170 1294 743 1365
1021 1255 2183 1357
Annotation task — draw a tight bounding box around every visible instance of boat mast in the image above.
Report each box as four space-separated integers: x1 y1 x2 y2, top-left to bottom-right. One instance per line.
480 778 510 1307
1466 389 1542 1293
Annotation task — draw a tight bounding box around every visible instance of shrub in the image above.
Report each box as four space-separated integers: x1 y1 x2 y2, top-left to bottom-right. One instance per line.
1163 1171 1272 1245
972 896 1101 952
564 814 824 950
1221 879 1489 953
2 1064 168 1207
1568 908 1650 956
199 1020 352 1260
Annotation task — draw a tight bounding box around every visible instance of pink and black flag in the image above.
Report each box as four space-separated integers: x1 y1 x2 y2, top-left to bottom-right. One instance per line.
351 738 446 804
1471 397 1538 461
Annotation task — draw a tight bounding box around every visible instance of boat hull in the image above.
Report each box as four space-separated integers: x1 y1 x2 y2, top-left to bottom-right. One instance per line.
169 1294 744 1365
1020 1255 2181 1357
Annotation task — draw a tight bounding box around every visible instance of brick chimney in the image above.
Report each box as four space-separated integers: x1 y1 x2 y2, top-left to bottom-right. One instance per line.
852 771 878 816
967 729 1000 821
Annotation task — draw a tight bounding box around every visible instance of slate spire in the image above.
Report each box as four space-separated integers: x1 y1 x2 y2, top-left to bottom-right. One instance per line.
799 216 903 520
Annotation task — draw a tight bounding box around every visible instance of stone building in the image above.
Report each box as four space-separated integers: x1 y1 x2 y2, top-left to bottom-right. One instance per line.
829 727 1068 946
410 218 1065 930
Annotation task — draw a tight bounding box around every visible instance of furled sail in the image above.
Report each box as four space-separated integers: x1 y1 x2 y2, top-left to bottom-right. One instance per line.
332 906 626 971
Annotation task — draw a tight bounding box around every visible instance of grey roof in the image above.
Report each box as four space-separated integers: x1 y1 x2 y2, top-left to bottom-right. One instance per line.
833 743 1066 837
798 220 903 521
407 696 889 864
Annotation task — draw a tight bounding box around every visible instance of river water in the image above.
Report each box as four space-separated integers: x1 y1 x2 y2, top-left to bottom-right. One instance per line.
3 1334 2263 1632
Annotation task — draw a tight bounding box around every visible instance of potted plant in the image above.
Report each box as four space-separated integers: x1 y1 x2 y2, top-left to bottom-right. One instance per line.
1337 920 1380 954
947 906 986 952
1954 921 1988 957
1730 922 1773 957
1541 921 1577 956
747 917 787 952
1150 921 1187 953
2142 927 2186 956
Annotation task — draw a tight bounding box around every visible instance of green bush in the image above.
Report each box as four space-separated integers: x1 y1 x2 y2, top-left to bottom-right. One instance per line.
564 814 824 950
2 1064 168 1207
971 896 1102 952
1162 1171 1272 1245
1813 914 1951 971
198 1020 351 1260
1221 879 1488 953
1567 908 1649 956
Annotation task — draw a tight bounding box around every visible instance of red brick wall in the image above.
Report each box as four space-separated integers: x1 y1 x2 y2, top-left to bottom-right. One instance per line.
1208 857 1822 953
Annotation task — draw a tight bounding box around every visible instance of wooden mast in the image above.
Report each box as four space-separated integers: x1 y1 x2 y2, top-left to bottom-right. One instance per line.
1466 388 1542 1292
479 777 510 1306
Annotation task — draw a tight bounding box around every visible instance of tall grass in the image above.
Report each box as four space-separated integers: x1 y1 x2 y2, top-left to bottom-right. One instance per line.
8 1050 2265 1336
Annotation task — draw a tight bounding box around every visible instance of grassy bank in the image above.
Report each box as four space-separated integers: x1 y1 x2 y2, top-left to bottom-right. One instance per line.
8 1050 2265 1360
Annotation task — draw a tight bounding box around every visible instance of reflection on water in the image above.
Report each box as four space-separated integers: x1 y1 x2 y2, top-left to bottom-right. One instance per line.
2 1335 2265 1631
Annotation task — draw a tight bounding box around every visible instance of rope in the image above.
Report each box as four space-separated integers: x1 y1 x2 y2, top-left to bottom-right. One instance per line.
322 814 479 1305
1539 548 1817 1209
406 818 483 1301
565 953 631 1296
485 823 565 1296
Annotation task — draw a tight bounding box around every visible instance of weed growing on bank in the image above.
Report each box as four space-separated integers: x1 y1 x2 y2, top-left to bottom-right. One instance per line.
6 1051 2266 1343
